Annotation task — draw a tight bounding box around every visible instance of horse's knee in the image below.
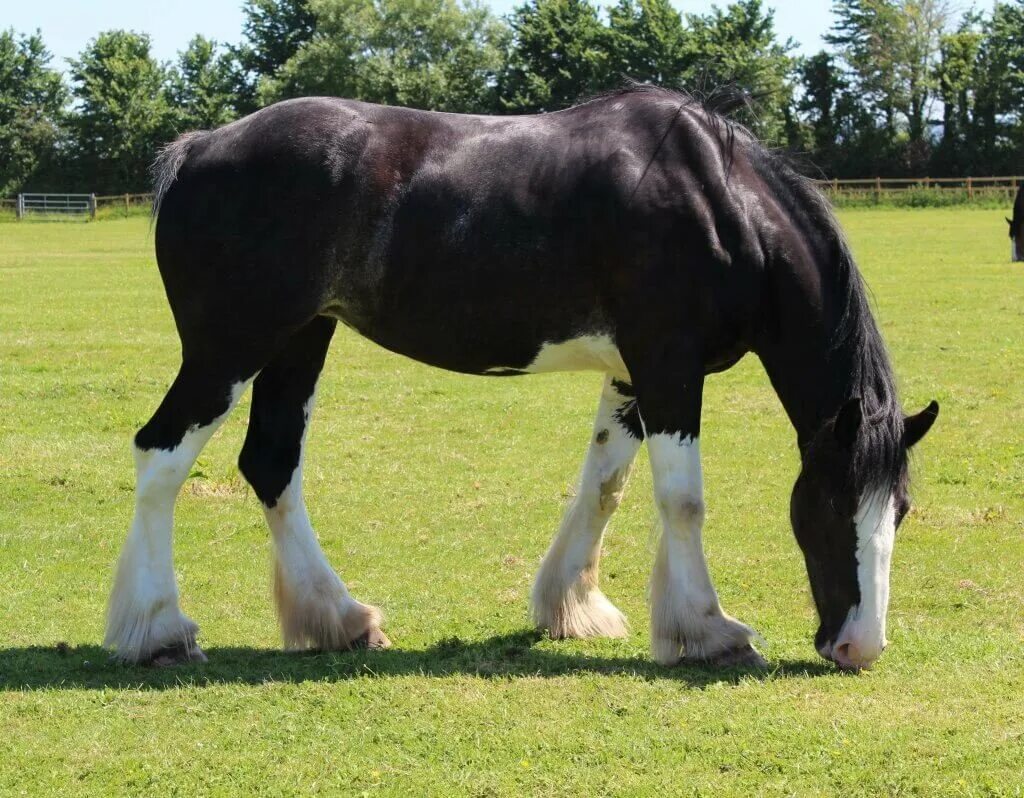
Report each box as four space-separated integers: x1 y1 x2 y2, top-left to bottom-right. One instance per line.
656 485 705 528
238 439 297 507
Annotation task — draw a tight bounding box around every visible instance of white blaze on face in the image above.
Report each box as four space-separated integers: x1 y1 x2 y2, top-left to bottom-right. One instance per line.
1013 238 1019 263
833 490 897 668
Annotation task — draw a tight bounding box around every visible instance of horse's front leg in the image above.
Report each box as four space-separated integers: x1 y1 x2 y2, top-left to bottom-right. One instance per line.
531 376 643 639
623 339 766 668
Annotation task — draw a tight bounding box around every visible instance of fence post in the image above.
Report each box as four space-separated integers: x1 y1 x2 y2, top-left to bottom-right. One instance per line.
832 177 838 194
124 193 129 217
16 193 24 221
967 177 973 200
924 177 930 190
88 193 96 220
875 176 881 203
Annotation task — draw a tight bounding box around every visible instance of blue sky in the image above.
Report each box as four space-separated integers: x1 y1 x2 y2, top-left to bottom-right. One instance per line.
6 0 834 71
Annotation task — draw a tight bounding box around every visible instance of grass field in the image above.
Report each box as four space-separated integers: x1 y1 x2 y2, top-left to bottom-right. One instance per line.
1 209 1022 796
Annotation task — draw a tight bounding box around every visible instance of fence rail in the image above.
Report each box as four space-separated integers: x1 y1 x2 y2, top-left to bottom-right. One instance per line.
814 175 1023 201
93 193 155 217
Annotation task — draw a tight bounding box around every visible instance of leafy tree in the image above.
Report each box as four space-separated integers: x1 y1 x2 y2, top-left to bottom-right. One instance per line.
606 0 686 86
828 0 949 171
12 0 1022 186
263 0 507 113
797 60 908 175
827 0 904 137
167 36 238 130
933 23 982 173
0 29 67 195
797 51 847 154
903 0 951 145
498 0 609 112
67 31 176 192
972 1 1024 172
233 0 316 111
680 0 797 143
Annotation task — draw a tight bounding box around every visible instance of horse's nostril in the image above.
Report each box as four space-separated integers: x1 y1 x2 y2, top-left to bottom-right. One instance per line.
833 641 859 670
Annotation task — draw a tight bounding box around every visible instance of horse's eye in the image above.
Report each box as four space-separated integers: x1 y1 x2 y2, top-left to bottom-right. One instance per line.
895 499 911 527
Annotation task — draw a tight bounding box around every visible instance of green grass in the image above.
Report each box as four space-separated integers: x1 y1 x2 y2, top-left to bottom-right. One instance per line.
1 209 1022 796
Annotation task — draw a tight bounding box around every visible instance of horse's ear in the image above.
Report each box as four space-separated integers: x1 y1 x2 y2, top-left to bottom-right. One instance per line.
904 400 939 448
1008 217 1014 229
834 397 863 449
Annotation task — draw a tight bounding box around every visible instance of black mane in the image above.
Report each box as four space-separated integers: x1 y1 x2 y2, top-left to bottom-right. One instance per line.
749 145 907 497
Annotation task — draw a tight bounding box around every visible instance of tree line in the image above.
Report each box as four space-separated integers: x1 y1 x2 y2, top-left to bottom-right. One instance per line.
3 0 1023 196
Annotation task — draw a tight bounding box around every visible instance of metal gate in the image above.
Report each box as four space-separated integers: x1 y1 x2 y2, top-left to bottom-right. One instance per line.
16 193 96 220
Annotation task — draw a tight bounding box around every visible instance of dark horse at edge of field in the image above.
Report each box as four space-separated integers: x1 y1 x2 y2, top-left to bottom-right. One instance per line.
1008 183 1023 262
105 85 938 671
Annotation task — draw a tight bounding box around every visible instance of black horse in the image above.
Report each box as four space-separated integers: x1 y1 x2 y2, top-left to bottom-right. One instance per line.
1008 183 1023 262
106 86 938 670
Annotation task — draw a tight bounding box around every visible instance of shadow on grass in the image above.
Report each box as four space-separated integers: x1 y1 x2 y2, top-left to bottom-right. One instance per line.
0 630 838 691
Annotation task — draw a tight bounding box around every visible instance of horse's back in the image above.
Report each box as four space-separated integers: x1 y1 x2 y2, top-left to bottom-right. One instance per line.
151 92 777 374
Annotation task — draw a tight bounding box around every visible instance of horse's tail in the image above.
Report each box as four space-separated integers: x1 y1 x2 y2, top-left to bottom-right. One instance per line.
151 131 210 219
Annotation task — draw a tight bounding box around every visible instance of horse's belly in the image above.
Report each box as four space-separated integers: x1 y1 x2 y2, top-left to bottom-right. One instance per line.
485 334 629 379
328 261 619 377
336 301 628 380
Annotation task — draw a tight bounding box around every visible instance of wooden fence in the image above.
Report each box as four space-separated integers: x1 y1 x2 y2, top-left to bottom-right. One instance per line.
94 193 156 217
814 175 1023 202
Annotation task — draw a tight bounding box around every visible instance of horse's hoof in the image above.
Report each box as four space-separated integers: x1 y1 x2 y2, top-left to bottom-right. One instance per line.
149 641 207 667
697 643 768 670
353 628 391 650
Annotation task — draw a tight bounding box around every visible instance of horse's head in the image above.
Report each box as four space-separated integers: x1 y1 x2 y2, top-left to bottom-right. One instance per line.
1010 185 1024 262
1007 216 1023 262
790 398 938 670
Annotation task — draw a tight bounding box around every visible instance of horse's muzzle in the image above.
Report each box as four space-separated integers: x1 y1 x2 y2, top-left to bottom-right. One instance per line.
817 620 887 671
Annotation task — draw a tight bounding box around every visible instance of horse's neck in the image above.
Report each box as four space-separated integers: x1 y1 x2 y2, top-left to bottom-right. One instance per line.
755 272 866 450
759 343 845 450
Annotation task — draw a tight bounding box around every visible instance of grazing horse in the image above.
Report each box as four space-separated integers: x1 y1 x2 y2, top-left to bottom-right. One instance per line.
106 86 938 671
1008 184 1023 262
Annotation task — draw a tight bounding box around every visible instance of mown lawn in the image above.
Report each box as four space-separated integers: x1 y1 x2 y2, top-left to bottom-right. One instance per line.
1 209 1022 796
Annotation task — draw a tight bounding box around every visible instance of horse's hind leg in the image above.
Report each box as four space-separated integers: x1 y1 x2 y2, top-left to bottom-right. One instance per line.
238 316 389 652
105 361 254 664
531 376 643 639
